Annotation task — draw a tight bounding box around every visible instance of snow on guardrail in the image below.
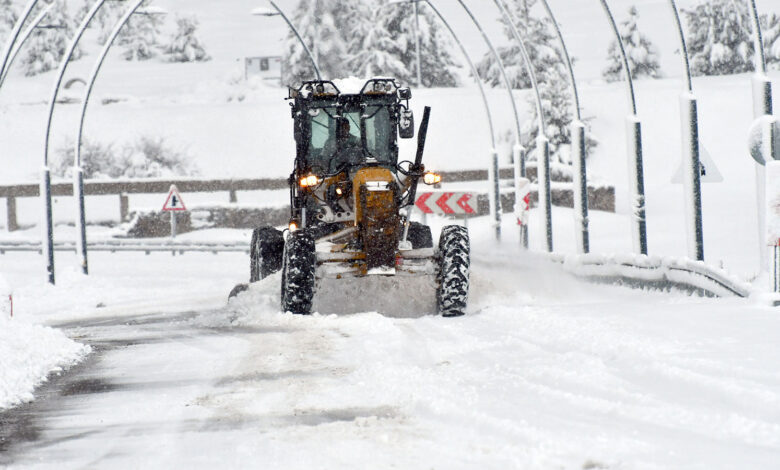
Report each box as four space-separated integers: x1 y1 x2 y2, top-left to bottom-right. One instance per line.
548 253 754 299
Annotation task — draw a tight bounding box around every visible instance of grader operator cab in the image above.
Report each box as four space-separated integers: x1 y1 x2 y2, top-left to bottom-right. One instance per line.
237 78 470 316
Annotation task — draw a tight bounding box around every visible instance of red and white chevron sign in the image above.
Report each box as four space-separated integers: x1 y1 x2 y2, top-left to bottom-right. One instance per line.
415 192 476 215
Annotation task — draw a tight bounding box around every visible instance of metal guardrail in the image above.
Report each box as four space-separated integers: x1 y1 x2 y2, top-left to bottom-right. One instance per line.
550 253 753 298
0 240 249 255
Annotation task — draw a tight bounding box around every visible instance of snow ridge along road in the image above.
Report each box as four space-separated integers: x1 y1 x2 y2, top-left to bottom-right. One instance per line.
1 240 780 469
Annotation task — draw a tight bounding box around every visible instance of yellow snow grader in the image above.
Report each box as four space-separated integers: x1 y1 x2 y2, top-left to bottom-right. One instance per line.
236 79 469 316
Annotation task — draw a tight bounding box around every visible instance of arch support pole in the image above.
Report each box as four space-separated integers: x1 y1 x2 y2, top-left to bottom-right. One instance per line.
747 0 773 273
425 0 500 240
598 0 647 255
42 0 108 284
668 0 703 261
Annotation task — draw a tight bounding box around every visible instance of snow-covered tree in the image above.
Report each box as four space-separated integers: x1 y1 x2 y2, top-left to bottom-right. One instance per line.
20 0 82 76
0 0 18 37
118 7 163 61
475 0 561 89
282 0 348 85
603 6 662 82
763 13 780 70
349 8 407 79
283 0 458 87
163 15 209 63
347 1 458 87
476 0 594 165
681 0 779 75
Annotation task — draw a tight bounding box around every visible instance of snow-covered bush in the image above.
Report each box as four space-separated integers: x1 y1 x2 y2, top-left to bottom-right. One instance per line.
21 0 83 76
91 0 163 61
164 15 209 63
683 0 780 75
603 6 662 82
53 136 198 179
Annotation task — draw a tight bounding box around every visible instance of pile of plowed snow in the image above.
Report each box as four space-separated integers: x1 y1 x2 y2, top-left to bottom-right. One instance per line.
0 275 90 410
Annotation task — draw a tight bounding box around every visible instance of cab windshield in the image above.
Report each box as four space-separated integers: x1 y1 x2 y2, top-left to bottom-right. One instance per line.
307 105 393 172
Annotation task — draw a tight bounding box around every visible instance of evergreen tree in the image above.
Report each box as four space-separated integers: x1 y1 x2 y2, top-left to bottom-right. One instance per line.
476 0 593 165
347 1 458 87
763 13 780 70
475 0 560 89
163 15 209 63
349 7 407 79
20 0 82 76
0 0 18 37
683 0 755 75
282 0 458 87
602 6 662 82
392 1 459 87
118 7 163 61
282 0 347 85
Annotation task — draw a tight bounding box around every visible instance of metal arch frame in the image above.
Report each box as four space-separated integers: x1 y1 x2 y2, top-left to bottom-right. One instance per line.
538 0 581 120
493 0 553 251
455 0 521 151
73 0 148 276
454 0 523 243
598 0 648 256
0 0 40 89
423 0 502 240
41 0 110 284
0 1 55 88
538 0 589 253
599 0 638 115
268 0 321 81
668 0 704 262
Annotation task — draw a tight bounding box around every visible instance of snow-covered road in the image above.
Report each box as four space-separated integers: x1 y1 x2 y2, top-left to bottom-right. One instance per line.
1 241 779 469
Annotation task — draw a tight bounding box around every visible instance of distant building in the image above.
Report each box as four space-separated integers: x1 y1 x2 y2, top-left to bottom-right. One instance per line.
245 56 282 85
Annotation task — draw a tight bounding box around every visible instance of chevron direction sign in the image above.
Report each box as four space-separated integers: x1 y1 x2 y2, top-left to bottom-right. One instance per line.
414 192 477 215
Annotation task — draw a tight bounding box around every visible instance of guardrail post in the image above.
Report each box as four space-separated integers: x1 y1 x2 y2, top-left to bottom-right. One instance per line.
229 189 238 203
6 197 18 232
119 193 129 222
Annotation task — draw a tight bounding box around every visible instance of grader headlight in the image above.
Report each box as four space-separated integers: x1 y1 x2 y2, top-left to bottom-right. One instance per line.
299 174 321 188
423 172 441 185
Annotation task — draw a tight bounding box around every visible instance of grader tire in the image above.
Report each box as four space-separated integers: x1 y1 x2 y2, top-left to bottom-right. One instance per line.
437 225 470 317
280 230 316 314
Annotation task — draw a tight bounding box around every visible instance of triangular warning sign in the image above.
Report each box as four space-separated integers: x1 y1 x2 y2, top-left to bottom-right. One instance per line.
671 146 723 184
162 185 187 211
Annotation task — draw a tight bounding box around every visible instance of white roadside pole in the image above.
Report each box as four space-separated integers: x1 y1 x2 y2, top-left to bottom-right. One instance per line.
756 118 780 291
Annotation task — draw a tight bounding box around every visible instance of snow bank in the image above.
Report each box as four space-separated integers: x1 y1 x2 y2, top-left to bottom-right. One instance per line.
0 274 90 410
